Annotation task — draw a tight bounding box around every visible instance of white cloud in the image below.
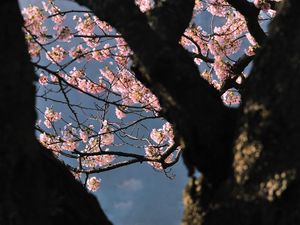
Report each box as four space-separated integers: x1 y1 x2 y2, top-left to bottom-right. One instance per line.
114 200 133 210
119 178 143 191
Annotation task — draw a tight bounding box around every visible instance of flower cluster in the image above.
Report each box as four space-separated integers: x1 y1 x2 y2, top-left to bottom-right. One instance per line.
46 45 67 63
100 67 161 111
144 145 174 170
209 12 246 58
39 132 61 153
22 5 47 43
253 0 271 12
150 122 174 145
22 0 280 191
82 138 115 168
207 0 230 17
44 107 61 129
181 26 209 57
135 0 155 13
222 89 241 106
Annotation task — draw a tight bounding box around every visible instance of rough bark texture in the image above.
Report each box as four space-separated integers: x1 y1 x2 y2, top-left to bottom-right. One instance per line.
182 0 300 224
0 1 112 224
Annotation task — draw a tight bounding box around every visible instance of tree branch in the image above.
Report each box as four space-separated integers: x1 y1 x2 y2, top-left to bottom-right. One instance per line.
226 0 267 46
75 0 238 184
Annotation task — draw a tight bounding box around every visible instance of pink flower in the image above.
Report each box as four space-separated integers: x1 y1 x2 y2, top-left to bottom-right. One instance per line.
181 26 209 56
144 145 174 170
22 5 47 39
42 1 65 25
245 46 256 56
201 70 213 84
162 122 175 145
39 74 48 85
22 5 45 24
82 138 115 168
115 107 126 119
86 79 105 94
77 78 87 92
207 0 229 17
246 33 257 46
69 68 85 79
93 16 113 33
150 128 165 144
87 177 101 192
194 0 203 11
100 67 115 83
254 0 271 12
222 89 241 106
69 44 90 61
92 49 108 62
145 145 160 158
75 15 95 35
208 12 246 57
44 107 61 128
135 0 155 13
39 132 61 154
80 130 89 143
99 120 114 145
56 26 73 42
27 41 41 57
213 57 231 82
46 45 66 63
50 75 59 83
62 140 78 151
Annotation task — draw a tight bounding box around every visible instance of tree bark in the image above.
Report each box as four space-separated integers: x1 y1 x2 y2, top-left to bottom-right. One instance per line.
183 0 300 224
0 1 112 224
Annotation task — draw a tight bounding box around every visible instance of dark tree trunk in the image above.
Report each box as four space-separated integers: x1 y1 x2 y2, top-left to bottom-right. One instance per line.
0 1 112 224
183 1 300 224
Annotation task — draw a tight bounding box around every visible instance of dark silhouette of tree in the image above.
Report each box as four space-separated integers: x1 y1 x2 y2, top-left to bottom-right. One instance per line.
0 1 111 224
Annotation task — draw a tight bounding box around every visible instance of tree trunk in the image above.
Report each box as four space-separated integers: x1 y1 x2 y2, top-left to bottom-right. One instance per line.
183 0 300 224
0 1 112 224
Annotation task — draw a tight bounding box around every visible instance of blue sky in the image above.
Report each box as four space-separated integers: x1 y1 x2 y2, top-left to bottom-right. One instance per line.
97 160 188 225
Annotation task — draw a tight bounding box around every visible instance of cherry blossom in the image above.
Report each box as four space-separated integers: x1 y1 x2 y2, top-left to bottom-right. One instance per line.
82 138 115 168
99 120 114 146
135 0 155 13
254 0 271 12
115 107 126 119
46 45 67 63
21 0 279 191
39 132 61 154
39 73 48 86
87 177 101 192
44 107 61 129
207 0 230 17
69 44 90 61
144 145 174 170
222 89 241 106
75 14 95 35
213 57 231 82
56 26 73 42
150 128 165 144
